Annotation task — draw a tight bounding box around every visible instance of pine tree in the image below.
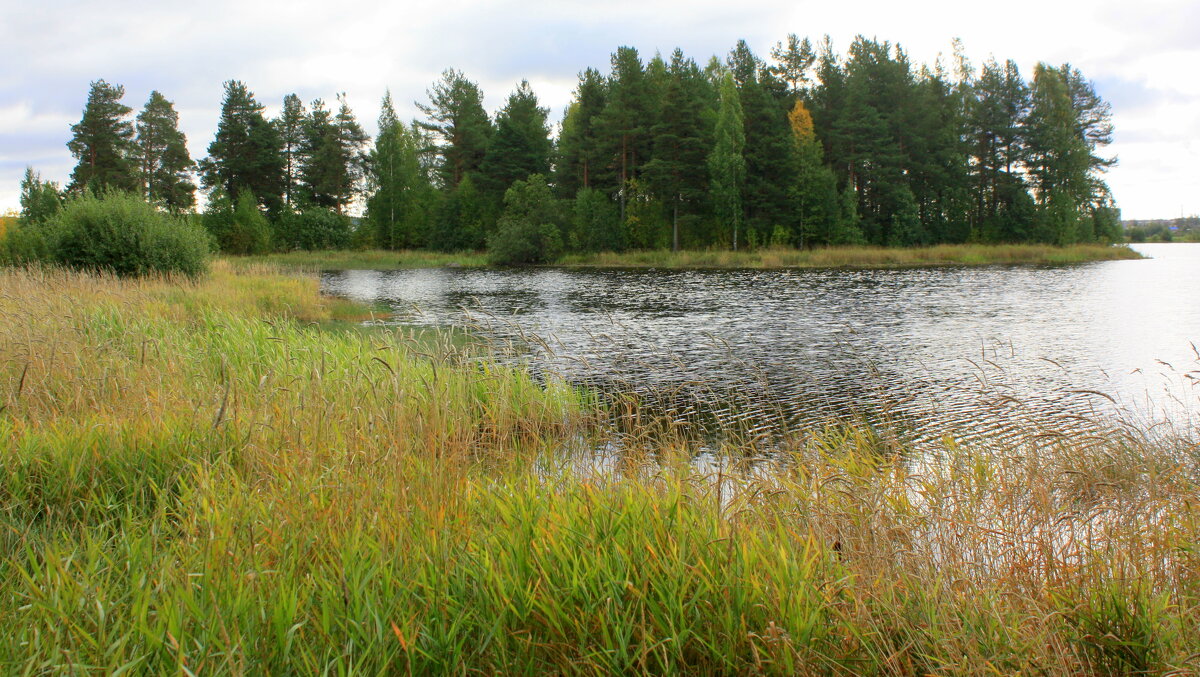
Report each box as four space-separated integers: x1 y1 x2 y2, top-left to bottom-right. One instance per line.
417 69 493 188
708 72 746 250
199 80 285 213
133 91 195 212
643 49 710 251
769 34 817 96
275 94 307 209
1026 63 1091 244
596 47 654 223
296 95 368 213
730 40 798 241
479 80 552 200
67 80 135 193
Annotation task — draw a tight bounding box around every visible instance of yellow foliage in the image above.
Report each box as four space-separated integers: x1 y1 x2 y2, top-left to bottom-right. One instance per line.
0 211 17 240
787 100 815 143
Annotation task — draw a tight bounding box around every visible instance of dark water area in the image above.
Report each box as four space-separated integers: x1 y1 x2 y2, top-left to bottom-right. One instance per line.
321 244 1200 442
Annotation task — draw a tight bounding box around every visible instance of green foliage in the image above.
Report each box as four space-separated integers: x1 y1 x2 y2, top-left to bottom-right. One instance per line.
487 174 564 264
67 79 136 194
479 81 552 200
133 91 196 212
418 69 493 188
277 207 353 251
429 174 487 252
199 80 285 214
29 191 210 277
298 95 369 212
367 96 433 250
205 191 272 255
708 72 746 249
570 187 623 252
19 167 63 227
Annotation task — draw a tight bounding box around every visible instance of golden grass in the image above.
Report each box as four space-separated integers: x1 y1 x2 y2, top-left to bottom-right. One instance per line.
561 243 1145 269
0 261 1197 674
232 248 490 270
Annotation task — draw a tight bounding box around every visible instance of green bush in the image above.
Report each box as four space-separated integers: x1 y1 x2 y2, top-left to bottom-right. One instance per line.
276 207 352 251
204 191 272 255
488 218 563 265
21 191 210 277
487 175 564 265
0 221 53 265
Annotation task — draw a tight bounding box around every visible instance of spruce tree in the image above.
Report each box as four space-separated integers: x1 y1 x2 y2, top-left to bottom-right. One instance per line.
479 80 552 201
555 69 608 197
1026 63 1091 244
643 49 710 251
708 72 746 250
67 80 135 193
133 91 195 212
19 168 63 226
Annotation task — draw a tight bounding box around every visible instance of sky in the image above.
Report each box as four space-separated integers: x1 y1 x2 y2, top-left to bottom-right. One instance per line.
1 0 1196 220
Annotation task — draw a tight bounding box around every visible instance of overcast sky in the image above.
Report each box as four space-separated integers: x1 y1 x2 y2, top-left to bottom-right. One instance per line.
1 0 1196 219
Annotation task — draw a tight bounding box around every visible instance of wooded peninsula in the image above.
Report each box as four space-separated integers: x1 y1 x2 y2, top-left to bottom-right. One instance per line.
7 35 1123 268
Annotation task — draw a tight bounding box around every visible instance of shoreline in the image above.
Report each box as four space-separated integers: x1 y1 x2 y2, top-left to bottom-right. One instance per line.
233 243 1144 271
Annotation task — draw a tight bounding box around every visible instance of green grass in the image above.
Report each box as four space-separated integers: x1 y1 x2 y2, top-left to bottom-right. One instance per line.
0 261 1197 674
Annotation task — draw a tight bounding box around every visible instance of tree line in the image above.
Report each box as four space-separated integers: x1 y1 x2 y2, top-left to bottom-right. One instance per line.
19 35 1121 263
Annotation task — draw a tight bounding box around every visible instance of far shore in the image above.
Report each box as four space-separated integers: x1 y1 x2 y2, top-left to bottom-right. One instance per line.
232 243 1145 271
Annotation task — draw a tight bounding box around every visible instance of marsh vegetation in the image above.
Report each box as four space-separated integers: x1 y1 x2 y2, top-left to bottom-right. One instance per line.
1 262 1197 674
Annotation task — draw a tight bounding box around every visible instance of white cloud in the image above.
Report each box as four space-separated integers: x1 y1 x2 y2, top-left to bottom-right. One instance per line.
0 0 1196 218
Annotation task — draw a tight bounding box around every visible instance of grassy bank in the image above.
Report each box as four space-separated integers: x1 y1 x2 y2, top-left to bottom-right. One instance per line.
233 243 1142 272
235 248 490 270
1 263 1197 674
561 243 1145 269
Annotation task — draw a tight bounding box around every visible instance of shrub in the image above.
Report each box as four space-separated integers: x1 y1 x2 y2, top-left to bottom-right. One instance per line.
487 175 564 265
276 207 352 251
204 191 272 255
35 191 210 277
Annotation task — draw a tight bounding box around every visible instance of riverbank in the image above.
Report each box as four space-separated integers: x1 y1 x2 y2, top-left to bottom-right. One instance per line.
561 243 1144 268
235 243 1143 271
1 262 1196 673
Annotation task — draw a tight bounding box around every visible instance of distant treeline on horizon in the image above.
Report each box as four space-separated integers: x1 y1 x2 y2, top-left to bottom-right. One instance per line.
17 35 1121 261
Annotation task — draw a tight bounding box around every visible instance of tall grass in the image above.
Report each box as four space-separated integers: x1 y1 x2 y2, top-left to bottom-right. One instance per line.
0 262 1196 674
561 243 1145 269
234 248 490 270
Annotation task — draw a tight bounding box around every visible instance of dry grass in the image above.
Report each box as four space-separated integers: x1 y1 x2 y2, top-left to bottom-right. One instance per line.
233 248 490 270
0 261 1197 674
561 243 1145 269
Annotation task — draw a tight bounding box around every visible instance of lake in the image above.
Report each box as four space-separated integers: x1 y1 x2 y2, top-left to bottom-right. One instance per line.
321 243 1200 441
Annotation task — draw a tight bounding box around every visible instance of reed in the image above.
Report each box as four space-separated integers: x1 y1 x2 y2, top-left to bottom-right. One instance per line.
560 243 1145 269
234 248 490 270
0 261 1196 674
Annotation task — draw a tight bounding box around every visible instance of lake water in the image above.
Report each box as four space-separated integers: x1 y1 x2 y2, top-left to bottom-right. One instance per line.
321 244 1200 441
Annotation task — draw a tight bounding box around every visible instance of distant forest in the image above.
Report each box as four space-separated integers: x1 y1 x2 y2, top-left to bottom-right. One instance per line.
19 35 1122 261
